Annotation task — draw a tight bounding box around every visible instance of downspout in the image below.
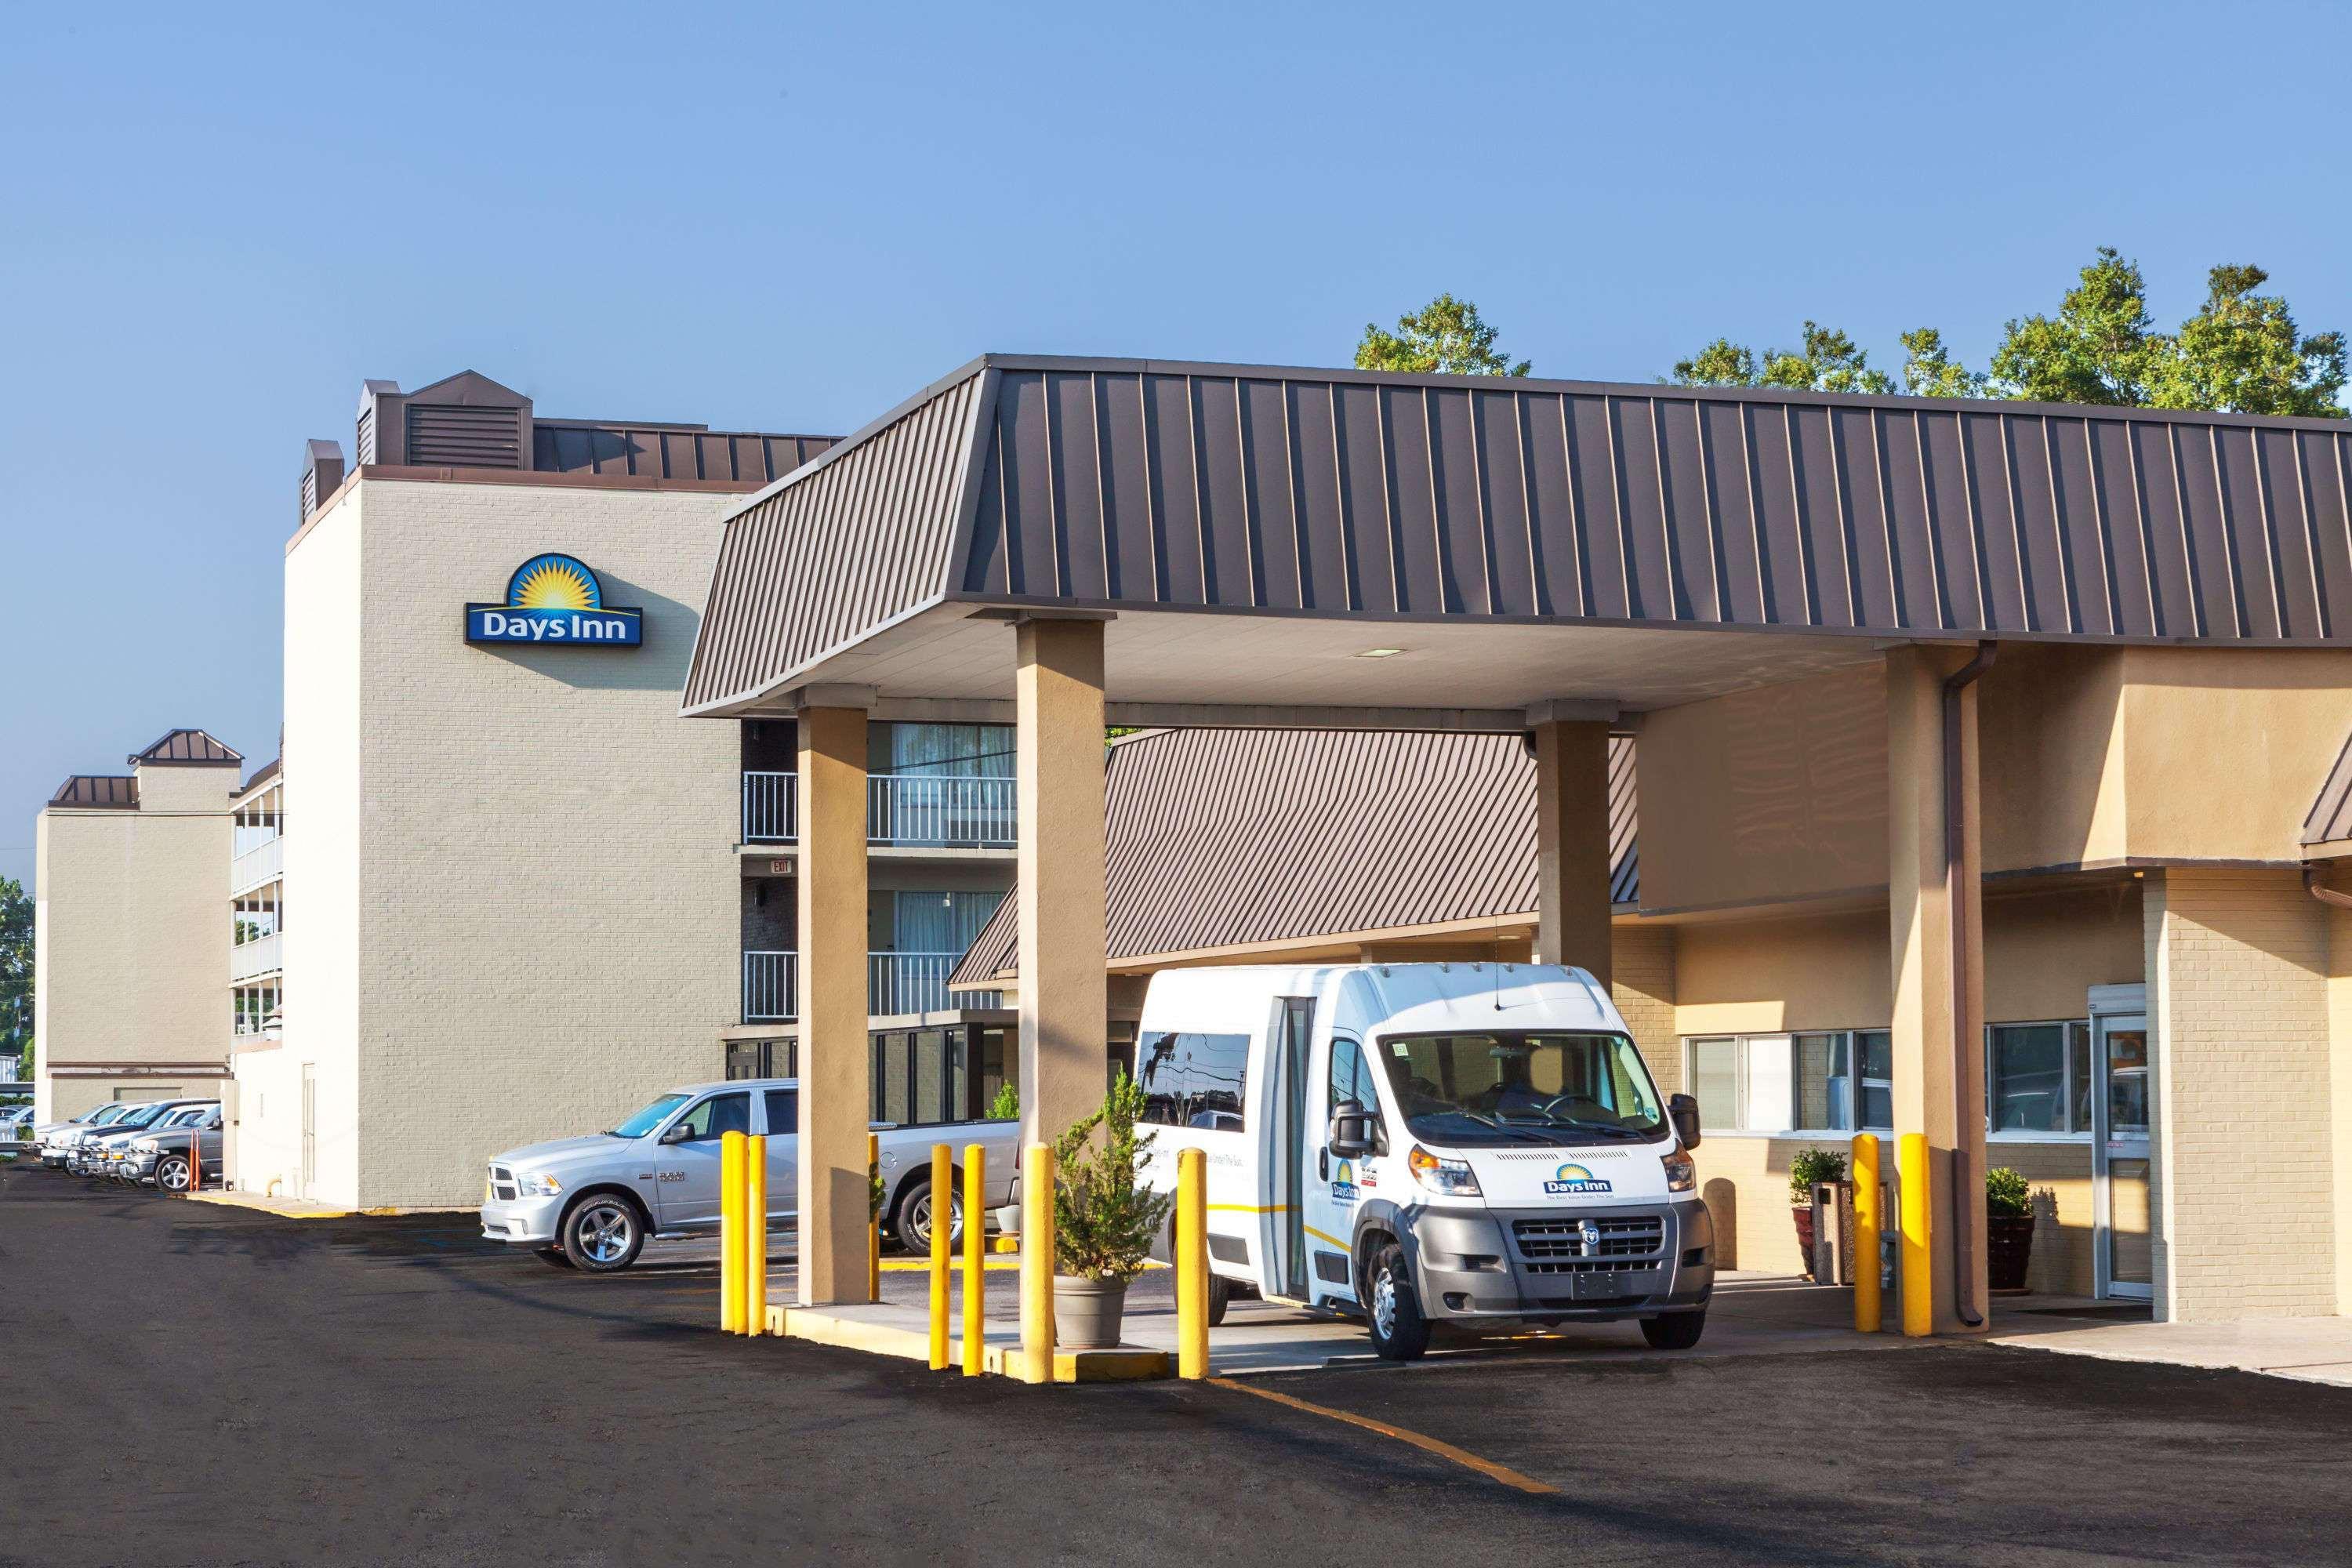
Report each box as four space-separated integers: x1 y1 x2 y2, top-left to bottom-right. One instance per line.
2304 865 2352 912
1944 641 1998 1330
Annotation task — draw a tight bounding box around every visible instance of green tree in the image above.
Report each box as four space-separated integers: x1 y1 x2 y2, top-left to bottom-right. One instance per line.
1671 321 1895 395
2153 263 2348 417
1357 292 1530 376
1899 327 1987 399
1989 246 2168 406
0 877 29 1062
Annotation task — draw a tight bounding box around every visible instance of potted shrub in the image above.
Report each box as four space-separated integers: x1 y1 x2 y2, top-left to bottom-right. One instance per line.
1788 1147 1849 1279
1986 1167 2035 1291
1051 1071 1174 1348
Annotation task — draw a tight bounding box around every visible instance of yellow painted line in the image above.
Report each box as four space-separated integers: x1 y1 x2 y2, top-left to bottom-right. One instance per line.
1207 1203 1293 1214
878 1258 1022 1272
1207 1377 1556 1496
1301 1225 1351 1253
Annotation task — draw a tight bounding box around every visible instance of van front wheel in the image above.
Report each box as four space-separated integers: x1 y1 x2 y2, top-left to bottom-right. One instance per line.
1364 1242 1432 1361
1639 1309 1706 1350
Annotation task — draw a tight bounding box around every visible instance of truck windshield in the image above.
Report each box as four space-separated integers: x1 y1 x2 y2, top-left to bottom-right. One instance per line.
608 1094 690 1138
1378 1032 1665 1145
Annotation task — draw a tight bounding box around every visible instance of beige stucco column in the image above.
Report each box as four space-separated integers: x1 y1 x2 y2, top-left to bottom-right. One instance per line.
1015 616 1109 1147
795 696 872 1305
1886 644 1990 1335
1532 715 1614 989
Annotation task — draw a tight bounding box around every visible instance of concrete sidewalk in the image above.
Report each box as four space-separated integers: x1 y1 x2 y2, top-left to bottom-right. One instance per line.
1991 1311 2352 1388
757 1268 1904 1376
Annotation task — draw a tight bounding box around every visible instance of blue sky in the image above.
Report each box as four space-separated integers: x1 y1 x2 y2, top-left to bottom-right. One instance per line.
5 0 2349 887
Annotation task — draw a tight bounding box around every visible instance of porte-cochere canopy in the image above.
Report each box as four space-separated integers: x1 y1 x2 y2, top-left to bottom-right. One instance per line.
685 355 2352 721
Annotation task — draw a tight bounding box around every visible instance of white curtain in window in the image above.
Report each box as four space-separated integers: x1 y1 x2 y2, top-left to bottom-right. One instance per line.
887 724 1014 778
891 890 1007 953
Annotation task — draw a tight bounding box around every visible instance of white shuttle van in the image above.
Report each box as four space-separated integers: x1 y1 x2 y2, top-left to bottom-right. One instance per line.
1134 962 1713 1359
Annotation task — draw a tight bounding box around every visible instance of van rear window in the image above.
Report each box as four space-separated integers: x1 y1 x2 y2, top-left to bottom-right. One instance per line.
1135 1031 1250 1132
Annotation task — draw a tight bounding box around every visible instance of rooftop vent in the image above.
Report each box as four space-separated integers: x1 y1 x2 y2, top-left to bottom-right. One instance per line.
405 401 524 469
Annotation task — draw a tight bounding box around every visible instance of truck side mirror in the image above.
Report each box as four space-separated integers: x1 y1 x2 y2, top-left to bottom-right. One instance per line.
1327 1099 1374 1159
1668 1093 1701 1149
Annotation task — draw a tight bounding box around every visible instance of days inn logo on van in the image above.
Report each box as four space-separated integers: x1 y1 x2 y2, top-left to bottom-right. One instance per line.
1543 1163 1613 1196
1330 1160 1359 1205
465 553 643 647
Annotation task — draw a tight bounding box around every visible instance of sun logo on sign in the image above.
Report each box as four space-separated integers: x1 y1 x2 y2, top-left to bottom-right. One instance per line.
509 554 601 612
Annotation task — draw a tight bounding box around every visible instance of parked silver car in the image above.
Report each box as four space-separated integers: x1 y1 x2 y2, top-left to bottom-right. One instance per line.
480 1078 1021 1273
51 1100 203 1171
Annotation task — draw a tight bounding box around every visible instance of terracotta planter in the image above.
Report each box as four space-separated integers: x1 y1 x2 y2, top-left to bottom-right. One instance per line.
1791 1204 1818 1279
1054 1276 1127 1349
1987 1213 2035 1291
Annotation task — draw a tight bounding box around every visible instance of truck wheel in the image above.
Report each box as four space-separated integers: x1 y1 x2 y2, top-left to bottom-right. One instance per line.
558 1193 647 1273
1363 1242 1432 1361
1207 1272 1232 1327
1639 1309 1707 1350
154 1154 191 1194
896 1176 960 1254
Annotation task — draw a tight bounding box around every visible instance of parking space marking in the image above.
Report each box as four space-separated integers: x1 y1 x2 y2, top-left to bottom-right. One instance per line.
1205 1377 1555 1495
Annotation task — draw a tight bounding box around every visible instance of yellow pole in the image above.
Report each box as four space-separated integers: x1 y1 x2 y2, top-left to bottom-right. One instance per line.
1851 1132 1882 1334
720 1131 745 1334
868 1130 882 1303
1898 1131 1932 1338
1020 1143 1056 1384
1176 1146 1208 1380
928 1144 953 1370
963 1144 987 1377
746 1133 768 1337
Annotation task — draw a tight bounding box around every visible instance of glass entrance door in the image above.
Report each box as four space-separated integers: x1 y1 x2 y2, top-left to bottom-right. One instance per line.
2092 1014 2153 1301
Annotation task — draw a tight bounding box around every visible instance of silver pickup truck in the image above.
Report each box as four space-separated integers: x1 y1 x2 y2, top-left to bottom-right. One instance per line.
479 1077 1021 1273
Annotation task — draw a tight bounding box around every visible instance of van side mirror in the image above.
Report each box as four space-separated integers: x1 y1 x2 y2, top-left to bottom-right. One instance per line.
1668 1093 1701 1149
1327 1100 1375 1160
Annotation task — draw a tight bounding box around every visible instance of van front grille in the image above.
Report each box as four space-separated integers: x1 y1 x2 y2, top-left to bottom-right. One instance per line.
1512 1214 1664 1272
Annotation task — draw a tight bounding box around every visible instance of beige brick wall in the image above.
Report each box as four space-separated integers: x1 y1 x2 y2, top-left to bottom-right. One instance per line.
2149 868 2337 1321
1611 924 1678 1095
34 763 236 1123
278 478 744 1209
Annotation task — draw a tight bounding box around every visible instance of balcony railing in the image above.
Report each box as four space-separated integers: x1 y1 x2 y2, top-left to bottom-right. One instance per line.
867 775 1016 848
230 931 281 982
742 771 797 843
230 834 284 893
740 950 1004 1023
739 772 1017 848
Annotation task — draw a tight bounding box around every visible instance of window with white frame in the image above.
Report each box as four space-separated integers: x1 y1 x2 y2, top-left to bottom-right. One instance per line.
1682 1031 1890 1134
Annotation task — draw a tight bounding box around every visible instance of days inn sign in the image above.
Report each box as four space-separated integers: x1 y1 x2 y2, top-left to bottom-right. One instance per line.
465 553 643 647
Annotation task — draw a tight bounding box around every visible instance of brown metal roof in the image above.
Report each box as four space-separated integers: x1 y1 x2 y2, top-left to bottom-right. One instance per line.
2305 731 2352 846
688 354 2352 715
951 730 1637 987
129 729 243 766
50 775 138 809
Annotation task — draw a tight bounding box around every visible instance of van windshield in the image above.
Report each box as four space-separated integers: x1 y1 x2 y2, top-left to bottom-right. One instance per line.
609 1094 690 1138
1378 1032 1665 1146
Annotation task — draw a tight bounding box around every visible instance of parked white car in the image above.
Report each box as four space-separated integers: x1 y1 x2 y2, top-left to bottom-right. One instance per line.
480 1078 1021 1272
1131 961 1713 1359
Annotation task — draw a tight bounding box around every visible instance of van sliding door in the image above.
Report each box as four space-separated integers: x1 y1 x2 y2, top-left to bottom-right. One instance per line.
1261 997 1314 1301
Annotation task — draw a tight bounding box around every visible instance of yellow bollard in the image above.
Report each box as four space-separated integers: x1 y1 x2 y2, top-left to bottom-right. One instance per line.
1898 1131 1932 1338
720 1131 745 1334
1020 1143 1056 1385
1176 1146 1208 1380
746 1133 768 1338
928 1144 953 1370
868 1130 883 1303
1851 1132 1882 1334
962 1144 986 1377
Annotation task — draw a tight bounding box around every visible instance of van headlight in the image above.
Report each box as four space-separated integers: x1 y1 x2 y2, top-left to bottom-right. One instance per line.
1406 1145 1482 1196
516 1172 564 1198
1661 1149 1696 1192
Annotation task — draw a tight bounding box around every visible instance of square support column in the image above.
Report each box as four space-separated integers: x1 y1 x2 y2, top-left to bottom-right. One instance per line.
1886 645 1989 1335
795 702 872 1306
1533 717 1614 989
1015 617 1109 1147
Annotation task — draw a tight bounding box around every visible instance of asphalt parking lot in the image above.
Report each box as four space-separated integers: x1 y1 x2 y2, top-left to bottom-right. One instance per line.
10 1159 2352 1568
